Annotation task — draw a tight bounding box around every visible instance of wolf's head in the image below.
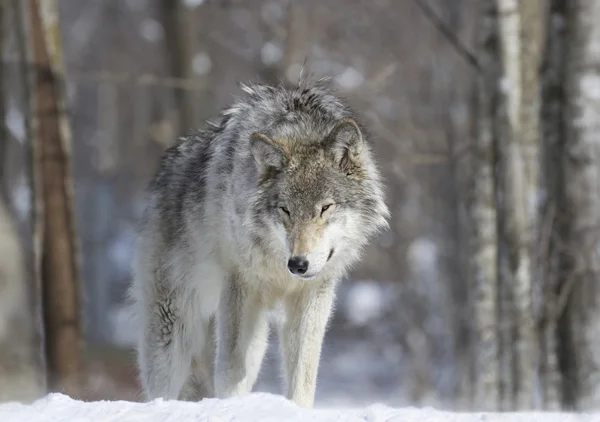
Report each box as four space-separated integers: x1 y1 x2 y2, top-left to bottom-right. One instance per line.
249 117 389 280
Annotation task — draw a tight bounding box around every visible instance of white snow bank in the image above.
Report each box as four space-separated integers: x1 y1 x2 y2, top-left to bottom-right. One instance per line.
0 392 596 422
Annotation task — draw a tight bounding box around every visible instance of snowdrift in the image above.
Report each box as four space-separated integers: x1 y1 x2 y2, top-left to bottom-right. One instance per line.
0 392 596 422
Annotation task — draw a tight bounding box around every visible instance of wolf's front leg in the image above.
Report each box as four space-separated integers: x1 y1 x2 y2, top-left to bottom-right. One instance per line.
214 275 269 398
280 283 336 407
138 295 192 401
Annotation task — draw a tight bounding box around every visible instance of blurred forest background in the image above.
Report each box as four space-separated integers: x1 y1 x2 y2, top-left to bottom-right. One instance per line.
0 0 599 414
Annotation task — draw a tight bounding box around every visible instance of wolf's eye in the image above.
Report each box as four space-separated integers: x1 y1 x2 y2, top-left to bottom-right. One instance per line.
279 206 290 216
320 204 333 216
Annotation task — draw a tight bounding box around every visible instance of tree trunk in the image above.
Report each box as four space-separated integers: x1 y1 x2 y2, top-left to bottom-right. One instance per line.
283 1 312 83
470 0 501 410
495 0 543 410
539 0 567 411
560 0 600 410
0 0 6 194
13 0 47 394
0 0 45 403
28 0 84 398
160 0 201 133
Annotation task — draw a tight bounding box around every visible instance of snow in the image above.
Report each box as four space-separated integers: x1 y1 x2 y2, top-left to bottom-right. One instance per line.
183 0 205 7
407 237 438 275
0 393 594 422
193 53 213 75
5 103 25 143
345 281 385 326
11 174 31 221
140 19 164 43
261 42 283 65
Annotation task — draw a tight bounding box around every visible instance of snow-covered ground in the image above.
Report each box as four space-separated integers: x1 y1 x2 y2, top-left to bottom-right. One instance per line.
0 392 594 422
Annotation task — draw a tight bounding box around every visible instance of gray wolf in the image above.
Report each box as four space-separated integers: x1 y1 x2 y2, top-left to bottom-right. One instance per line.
129 77 389 407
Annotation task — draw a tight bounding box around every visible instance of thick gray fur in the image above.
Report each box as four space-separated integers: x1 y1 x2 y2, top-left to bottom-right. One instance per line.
129 77 389 407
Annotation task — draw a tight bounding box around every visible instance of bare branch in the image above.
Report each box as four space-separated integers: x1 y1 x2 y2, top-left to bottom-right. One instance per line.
410 0 480 72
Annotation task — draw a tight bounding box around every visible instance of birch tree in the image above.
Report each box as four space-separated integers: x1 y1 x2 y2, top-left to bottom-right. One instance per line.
471 0 544 410
560 0 600 410
470 0 500 410
539 0 567 410
540 0 600 411
495 0 543 410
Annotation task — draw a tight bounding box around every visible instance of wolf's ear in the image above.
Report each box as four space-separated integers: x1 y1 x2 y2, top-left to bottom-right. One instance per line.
250 132 287 174
326 118 364 174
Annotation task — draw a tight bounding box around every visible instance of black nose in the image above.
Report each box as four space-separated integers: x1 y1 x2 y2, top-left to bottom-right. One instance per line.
288 256 309 275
